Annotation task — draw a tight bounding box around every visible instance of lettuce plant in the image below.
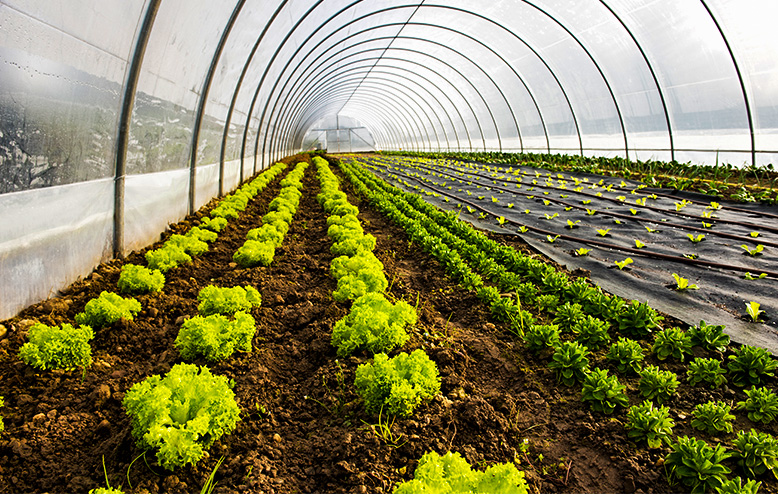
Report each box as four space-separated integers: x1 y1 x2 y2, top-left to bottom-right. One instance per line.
330 250 388 302
355 349 440 417
548 341 590 387
75 291 141 328
145 244 192 272
246 224 284 247
665 436 731 494
200 216 227 232
738 386 778 424
393 451 528 494
573 315 611 350
19 323 93 371
715 477 761 494
606 337 644 375
233 240 275 268
638 365 678 404
123 363 240 470
523 324 560 355
534 294 559 312
197 285 262 316
581 368 628 414
552 302 584 332
688 320 729 352
118 264 165 295
687 357 727 388
728 345 777 387
166 234 208 256
331 293 416 357
175 312 256 362
185 226 217 243
617 300 663 337
625 400 674 448
691 401 735 434
331 233 377 257
732 429 778 479
652 327 692 361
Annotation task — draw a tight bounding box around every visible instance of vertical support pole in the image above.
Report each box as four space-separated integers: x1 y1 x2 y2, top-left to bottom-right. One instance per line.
114 0 161 258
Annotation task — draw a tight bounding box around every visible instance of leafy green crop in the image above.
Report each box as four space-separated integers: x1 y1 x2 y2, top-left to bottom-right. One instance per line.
573 315 611 350
606 337 644 375
688 320 729 352
638 365 678 404
625 400 674 449
548 341 590 386
166 234 209 256
393 451 528 493
733 429 778 479
175 312 256 362
728 345 777 387
715 477 761 494
186 226 218 244
581 368 628 414
523 324 561 355
665 436 731 494
331 250 388 302
331 293 416 357
118 264 165 294
19 323 93 371
691 401 735 434
652 327 692 361
331 232 377 257
197 285 262 316
534 294 559 312
738 386 778 424
75 291 141 328
233 239 275 267
552 302 584 332
687 358 727 388
745 301 765 322
200 216 228 233
145 244 192 272
616 300 663 338
123 363 240 470
246 224 284 247
355 349 440 417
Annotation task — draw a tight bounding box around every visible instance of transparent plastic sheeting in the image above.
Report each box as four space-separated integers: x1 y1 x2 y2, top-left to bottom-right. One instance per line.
2 0 778 318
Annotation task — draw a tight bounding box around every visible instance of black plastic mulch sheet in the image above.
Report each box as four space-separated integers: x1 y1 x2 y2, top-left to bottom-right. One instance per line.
355 155 778 353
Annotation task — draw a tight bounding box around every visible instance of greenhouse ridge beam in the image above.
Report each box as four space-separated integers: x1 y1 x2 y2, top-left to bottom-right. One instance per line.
113 0 161 258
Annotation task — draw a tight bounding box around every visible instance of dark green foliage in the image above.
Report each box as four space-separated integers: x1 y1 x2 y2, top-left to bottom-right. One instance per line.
19 323 94 371
581 368 628 414
728 345 777 387
118 264 165 294
573 315 611 350
617 300 663 338
625 400 675 448
354 349 440 417
733 429 778 479
691 401 735 434
665 436 732 494
606 337 644 375
75 291 141 328
638 365 678 404
535 294 559 312
523 324 560 354
552 302 584 332
714 477 761 494
689 320 730 352
652 327 692 361
548 341 590 387
738 386 778 424
687 358 727 388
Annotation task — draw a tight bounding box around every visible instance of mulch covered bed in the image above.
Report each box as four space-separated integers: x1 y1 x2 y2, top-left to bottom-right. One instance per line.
0 153 775 494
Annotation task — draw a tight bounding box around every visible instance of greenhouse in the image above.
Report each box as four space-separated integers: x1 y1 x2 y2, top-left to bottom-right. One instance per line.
1 1 777 492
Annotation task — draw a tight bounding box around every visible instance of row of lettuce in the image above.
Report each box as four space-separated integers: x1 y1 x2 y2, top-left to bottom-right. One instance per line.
339 155 777 494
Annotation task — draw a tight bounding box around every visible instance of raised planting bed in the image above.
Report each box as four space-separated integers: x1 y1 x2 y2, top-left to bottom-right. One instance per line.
0 152 775 493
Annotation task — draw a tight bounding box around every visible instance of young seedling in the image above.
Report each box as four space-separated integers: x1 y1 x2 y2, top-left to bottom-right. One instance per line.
491 196 499 203
687 233 705 243
707 201 722 210
575 248 591 256
477 212 487 219
745 301 765 322
617 195 626 202
506 203 514 208
543 199 551 206
614 258 634 270
567 219 580 229
597 228 611 237
544 213 559 220
741 244 764 256
634 240 646 249
672 273 698 290
586 209 597 216
582 199 592 205
524 209 531 214
560 194 568 198
629 208 639 215
744 272 767 280
518 226 529 233
750 231 761 238
683 253 699 260
496 216 507 226
645 226 659 233
565 206 573 211
635 197 647 206
546 235 560 243
701 222 713 228
613 219 622 224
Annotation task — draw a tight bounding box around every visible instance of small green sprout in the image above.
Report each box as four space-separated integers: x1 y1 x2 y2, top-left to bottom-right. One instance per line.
546 235 560 243
707 202 721 210
597 228 611 237
496 216 507 226
635 197 647 206
687 234 705 243
701 222 713 228
506 203 514 208
595 192 603 197
524 209 531 214
617 196 626 202
560 194 568 198
615 258 634 270
518 226 529 233
567 219 581 229
543 199 551 206
635 240 646 249
701 210 715 219
750 231 760 238
491 196 499 203
648 194 658 200
477 195 485 200
744 272 767 280
565 206 573 211
582 199 592 205
745 301 765 322
544 213 559 220
586 209 597 216
645 226 658 233
575 248 591 256
672 273 698 290
741 244 764 256
478 212 487 219
630 208 639 215
613 219 622 224
466 206 476 214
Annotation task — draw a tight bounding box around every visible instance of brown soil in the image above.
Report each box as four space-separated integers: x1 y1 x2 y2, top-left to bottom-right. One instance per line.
0 153 775 494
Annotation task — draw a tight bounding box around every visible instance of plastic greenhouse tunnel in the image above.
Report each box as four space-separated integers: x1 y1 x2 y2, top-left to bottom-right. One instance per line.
1 1 778 493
